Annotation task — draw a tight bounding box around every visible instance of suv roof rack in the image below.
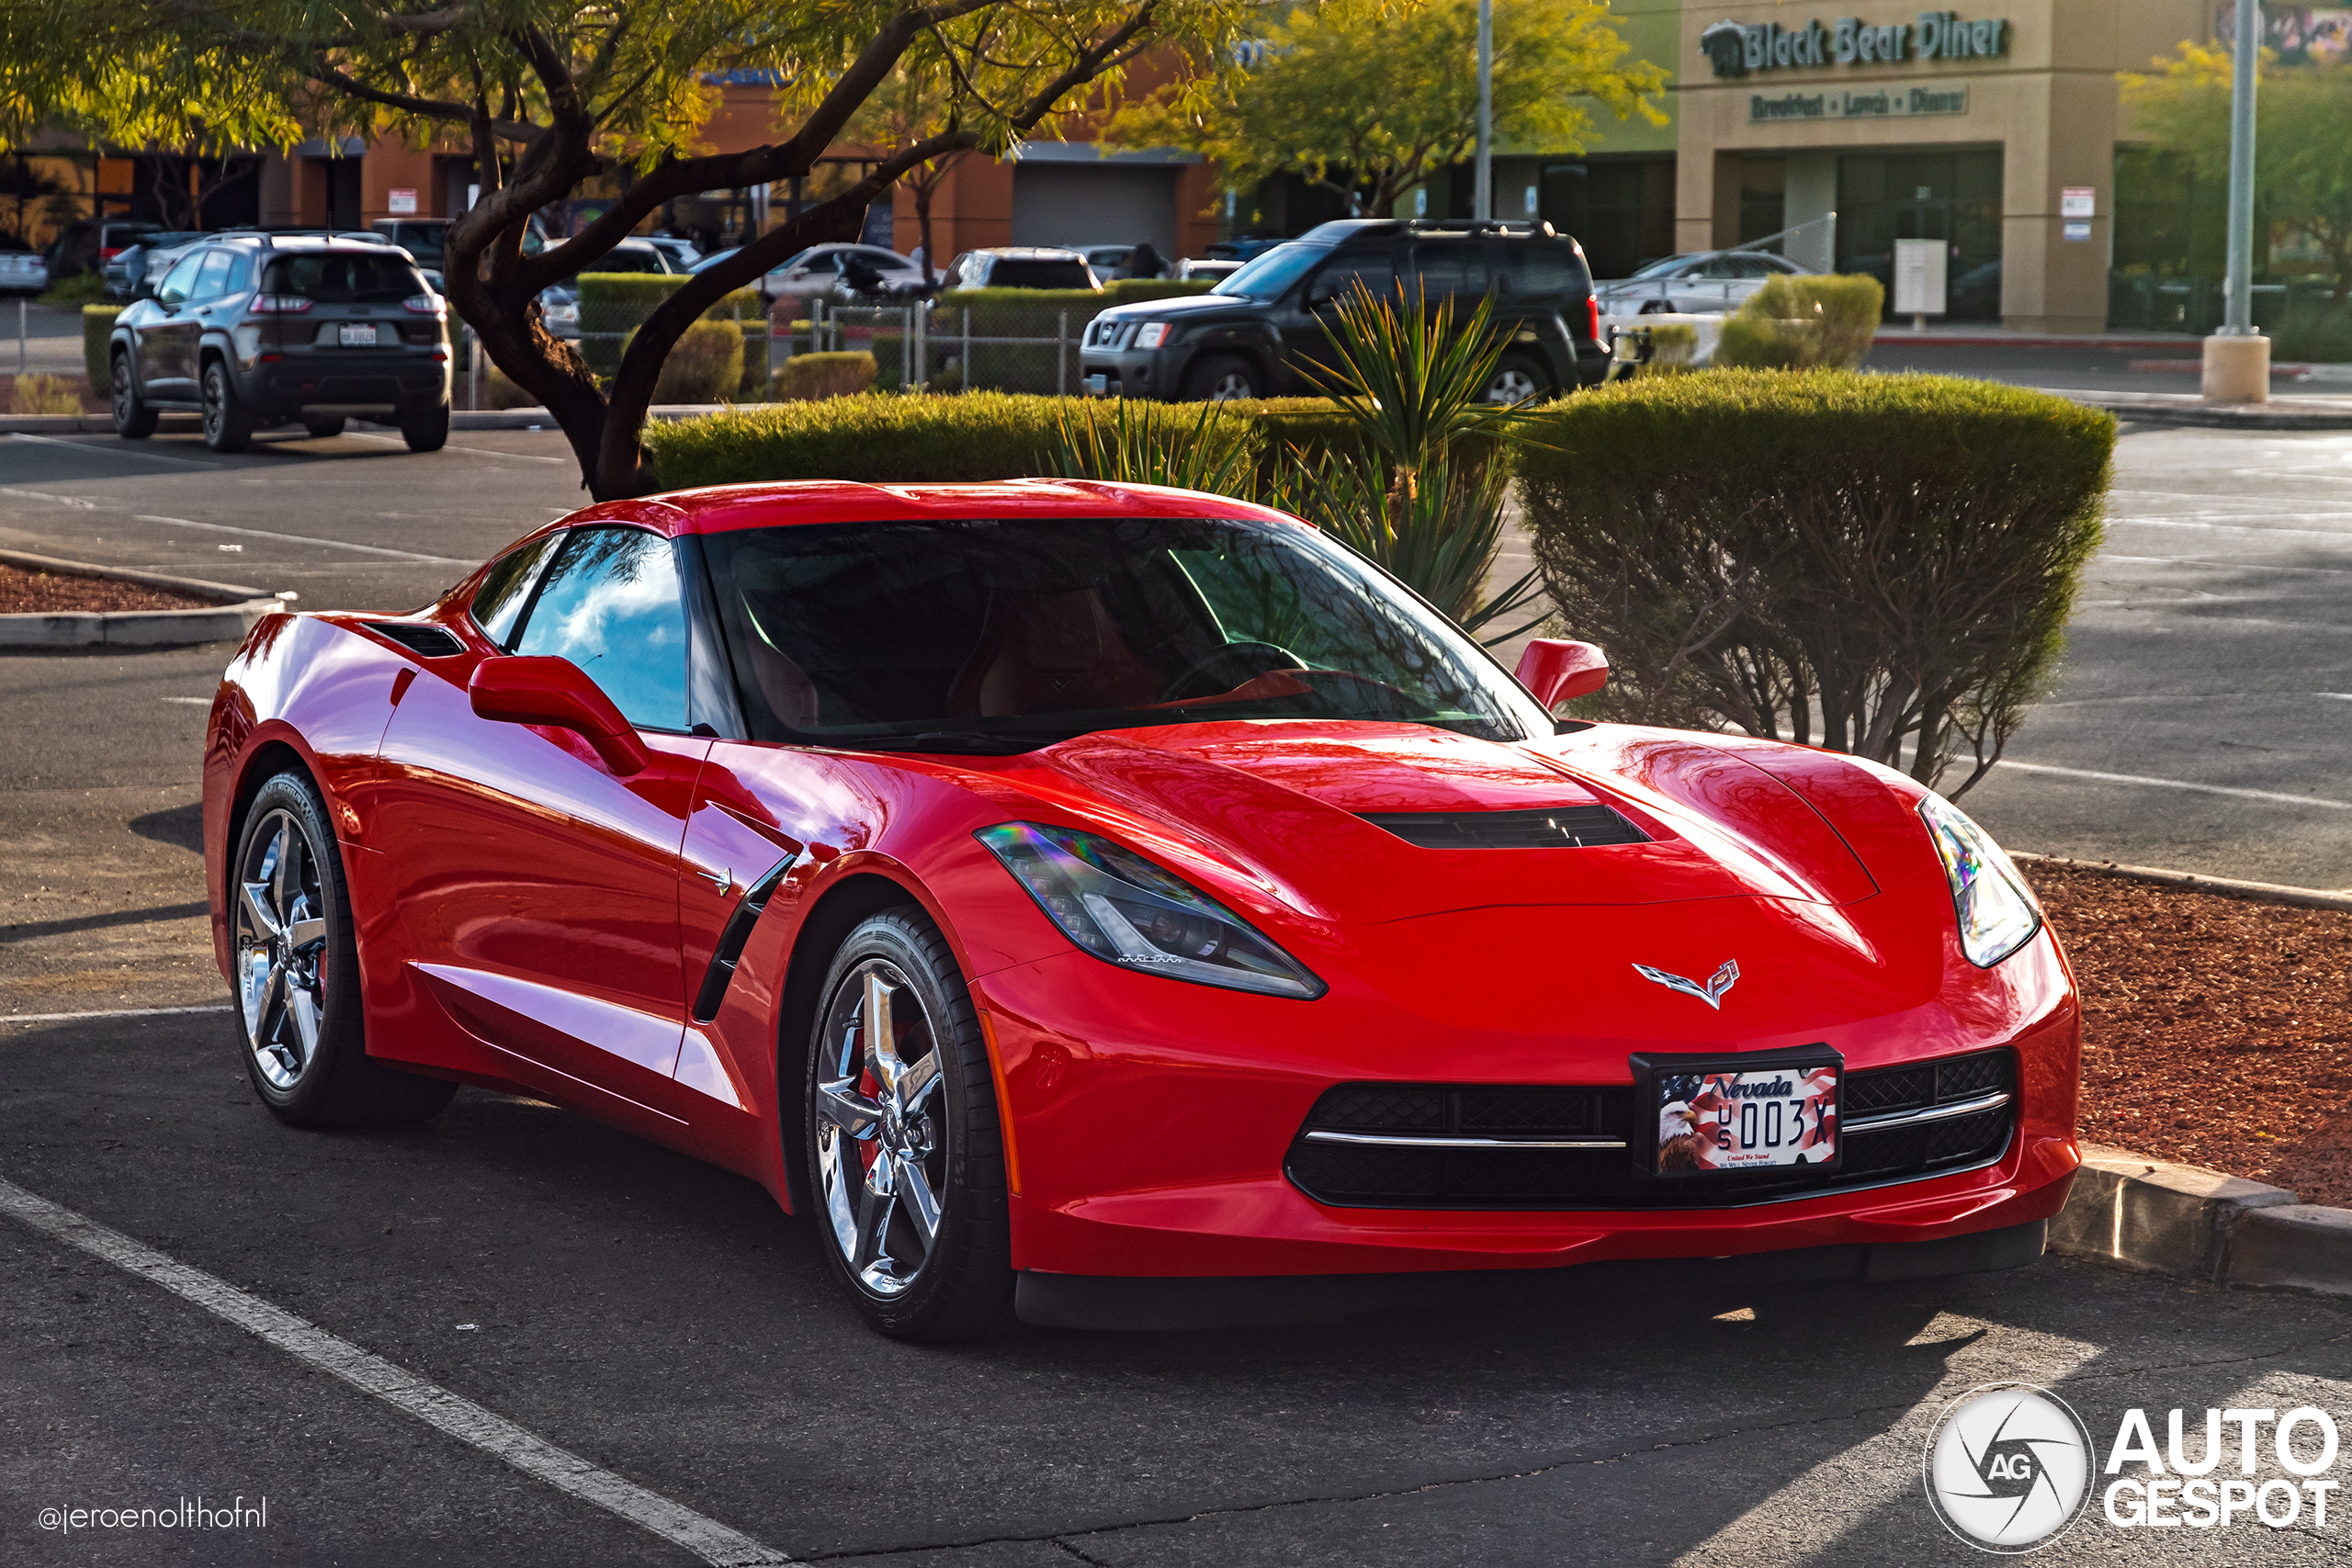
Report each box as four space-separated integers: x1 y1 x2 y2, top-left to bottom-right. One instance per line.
212 227 393 248
1400 219 1559 237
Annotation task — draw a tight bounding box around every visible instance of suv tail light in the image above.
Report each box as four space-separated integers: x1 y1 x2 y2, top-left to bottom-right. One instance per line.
403 293 444 317
251 295 314 313
1584 293 1600 344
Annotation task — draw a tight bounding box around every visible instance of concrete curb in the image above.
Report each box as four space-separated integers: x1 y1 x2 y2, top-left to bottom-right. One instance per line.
2045 388 2352 430
2049 1145 2297 1281
0 547 287 649
2049 1145 2352 1298
2013 851 2352 914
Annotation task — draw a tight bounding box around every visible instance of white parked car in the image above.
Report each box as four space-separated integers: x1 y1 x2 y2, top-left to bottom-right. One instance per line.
0 237 50 294
1593 249 1813 316
691 243 922 304
945 247 1098 291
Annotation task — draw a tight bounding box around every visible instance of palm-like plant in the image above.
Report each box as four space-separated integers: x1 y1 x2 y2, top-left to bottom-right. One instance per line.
1279 284 1551 642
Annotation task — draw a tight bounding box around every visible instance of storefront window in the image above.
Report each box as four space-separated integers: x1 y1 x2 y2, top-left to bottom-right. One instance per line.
1835 150 2004 321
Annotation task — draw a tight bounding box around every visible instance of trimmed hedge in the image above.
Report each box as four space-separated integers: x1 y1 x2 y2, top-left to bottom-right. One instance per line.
578 273 766 396
1714 274 1883 370
1516 370 2112 794
775 352 878 400
641 392 1354 490
84 305 122 388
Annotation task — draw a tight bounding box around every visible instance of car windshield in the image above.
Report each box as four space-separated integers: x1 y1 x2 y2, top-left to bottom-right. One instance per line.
700 515 1547 752
261 254 425 302
1211 243 1329 299
988 258 1093 288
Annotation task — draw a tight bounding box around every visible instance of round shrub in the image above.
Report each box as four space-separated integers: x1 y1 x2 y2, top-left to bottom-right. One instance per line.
619 317 744 405
1515 369 2113 795
1714 274 1884 370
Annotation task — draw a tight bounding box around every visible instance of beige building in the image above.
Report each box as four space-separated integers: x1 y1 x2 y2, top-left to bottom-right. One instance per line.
1670 0 2211 331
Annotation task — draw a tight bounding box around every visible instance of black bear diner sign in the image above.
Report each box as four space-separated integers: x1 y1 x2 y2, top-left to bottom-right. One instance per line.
1702 13 2010 77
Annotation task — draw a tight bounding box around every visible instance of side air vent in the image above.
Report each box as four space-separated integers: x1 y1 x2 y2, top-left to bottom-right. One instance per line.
690 852 802 1023
367 620 465 658
1359 805 1648 849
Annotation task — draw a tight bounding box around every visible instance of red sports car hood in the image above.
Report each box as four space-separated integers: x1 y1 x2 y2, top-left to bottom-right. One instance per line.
985 720 1881 925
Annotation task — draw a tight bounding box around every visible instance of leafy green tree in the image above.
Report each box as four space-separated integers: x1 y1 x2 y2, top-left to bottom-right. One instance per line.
2122 41 2352 303
6 0 1234 497
1111 0 1665 220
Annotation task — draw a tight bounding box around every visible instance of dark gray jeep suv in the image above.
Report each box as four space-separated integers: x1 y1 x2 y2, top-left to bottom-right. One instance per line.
1080 219 1610 403
109 235 452 452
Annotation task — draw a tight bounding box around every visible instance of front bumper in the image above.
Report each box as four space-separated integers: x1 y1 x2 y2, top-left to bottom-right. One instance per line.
1080 343 1193 400
970 897 2082 1280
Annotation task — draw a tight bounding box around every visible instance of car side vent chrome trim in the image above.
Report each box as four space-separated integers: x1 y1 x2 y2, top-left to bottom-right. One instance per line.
689 852 800 1023
1358 805 1648 850
365 620 465 659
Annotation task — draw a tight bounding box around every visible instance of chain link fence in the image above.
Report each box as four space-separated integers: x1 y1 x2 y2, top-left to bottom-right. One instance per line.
781 299 1093 396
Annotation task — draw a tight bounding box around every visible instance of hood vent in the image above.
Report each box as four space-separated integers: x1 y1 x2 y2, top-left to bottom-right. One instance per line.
367 620 464 658
1359 805 1648 849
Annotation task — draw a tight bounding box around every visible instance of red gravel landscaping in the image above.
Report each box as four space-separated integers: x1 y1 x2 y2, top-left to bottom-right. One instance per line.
0 562 218 613
2029 863 2352 1205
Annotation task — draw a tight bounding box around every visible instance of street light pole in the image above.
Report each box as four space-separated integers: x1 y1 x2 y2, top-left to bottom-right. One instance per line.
2204 0 2267 401
1467 0 1486 221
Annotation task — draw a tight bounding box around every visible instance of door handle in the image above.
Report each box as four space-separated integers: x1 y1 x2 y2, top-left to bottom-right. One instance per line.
698 864 734 897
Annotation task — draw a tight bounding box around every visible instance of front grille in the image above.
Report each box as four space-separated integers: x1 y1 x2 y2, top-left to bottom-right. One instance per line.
1285 1048 2017 1210
1359 805 1649 849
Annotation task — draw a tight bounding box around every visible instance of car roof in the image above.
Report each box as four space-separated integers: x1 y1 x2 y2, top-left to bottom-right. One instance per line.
974 247 1086 260
548 479 1301 538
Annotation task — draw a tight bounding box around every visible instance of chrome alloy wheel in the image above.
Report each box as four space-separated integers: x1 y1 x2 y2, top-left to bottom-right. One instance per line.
235 807 331 1090
814 961 947 1297
1206 370 1255 400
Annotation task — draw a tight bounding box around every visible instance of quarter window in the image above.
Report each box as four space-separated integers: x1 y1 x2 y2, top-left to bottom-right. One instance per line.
470 533 561 648
509 527 689 731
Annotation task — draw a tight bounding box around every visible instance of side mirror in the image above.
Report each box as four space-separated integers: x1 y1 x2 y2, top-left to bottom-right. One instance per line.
469 656 650 775
1513 638 1609 710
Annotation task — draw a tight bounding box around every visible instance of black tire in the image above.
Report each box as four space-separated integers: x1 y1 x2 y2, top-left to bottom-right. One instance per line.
200 359 253 452
1182 353 1261 402
110 350 156 439
803 906 1012 1341
400 400 450 453
1481 352 1552 406
302 415 346 439
231 772 457 1128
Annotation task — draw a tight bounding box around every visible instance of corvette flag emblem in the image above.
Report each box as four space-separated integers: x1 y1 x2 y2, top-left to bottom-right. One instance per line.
1633 959 1740 1010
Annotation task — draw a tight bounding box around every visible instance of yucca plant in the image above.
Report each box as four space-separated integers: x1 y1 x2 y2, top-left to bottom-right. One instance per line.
1280 285 1551 643
1049 398 1262 494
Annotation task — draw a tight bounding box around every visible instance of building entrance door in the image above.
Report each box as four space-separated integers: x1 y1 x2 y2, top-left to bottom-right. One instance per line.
1836 150 2002 321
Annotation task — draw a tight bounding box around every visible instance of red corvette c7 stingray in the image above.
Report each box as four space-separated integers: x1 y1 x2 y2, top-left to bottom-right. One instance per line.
203 479 2080 1339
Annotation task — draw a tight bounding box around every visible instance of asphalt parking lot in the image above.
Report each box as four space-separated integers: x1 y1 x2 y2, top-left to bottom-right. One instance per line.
6 415 2352 1564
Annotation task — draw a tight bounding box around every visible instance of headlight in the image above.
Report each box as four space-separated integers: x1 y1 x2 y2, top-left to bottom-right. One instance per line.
1917 795 2041 967
1135 321 1171 349
976 822 1325 998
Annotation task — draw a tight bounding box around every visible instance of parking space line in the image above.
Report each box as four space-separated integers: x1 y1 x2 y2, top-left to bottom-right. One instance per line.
133 514 473 565
6 433 225 468
1996 759 2352 810
0 1176 793 1566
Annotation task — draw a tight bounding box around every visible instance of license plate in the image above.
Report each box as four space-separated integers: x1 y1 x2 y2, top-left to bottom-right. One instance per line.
1086 373 1108 396
1655 1062 1838 1176
339 323 379 347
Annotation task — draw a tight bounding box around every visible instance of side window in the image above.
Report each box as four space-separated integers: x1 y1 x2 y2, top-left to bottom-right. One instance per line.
191 251 233 300
510 527 689 731
1308 251 1396 306
1730 255 1777 278
1509 244 1583 299
1696 256 1741 279
470 533 561 648
1407 242 1488 302
222 252 254 295
157 254 204 305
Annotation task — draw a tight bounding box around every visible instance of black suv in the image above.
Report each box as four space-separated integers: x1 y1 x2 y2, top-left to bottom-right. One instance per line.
108 236 451 453
1080 219 1609 403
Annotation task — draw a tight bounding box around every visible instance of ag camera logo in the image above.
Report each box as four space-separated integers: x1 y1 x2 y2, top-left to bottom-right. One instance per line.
1923 1382 2094 1553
